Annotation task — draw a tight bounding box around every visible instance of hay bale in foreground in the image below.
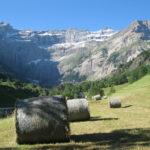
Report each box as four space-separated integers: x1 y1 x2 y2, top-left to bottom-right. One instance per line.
109 98 121 108
67 99 90 121
15 96 70 144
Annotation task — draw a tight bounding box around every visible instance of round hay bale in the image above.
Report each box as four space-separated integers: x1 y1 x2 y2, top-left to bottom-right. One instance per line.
67 99 90 121
15 96 70 144
92 95 101 100
102 96 108 99
109 98 121 108
77 92 85 98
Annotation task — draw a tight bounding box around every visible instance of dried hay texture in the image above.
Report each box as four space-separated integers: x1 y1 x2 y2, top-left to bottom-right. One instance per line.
67 99 90 121
15 96 70 144
109 98 121 108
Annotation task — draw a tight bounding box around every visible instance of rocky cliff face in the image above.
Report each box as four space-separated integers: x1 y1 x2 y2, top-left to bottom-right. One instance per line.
0 21 150 87
88 20 150 80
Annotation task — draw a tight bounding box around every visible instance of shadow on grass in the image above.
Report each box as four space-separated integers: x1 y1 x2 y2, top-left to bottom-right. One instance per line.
1 128 150 150
71 128 150 149
122 105 133 108
0 145 85 150
70 117 119 123
90 117 119 121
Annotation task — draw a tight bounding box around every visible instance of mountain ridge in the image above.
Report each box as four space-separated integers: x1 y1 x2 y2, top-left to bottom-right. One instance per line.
0 20 150 87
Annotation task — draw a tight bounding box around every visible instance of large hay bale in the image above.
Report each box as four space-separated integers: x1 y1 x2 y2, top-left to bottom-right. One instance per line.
67 99 90 121
15 96 70 144
109 98 121 108
92 95 101 100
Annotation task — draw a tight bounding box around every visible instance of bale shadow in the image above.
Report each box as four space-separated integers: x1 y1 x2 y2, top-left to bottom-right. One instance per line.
0 145 86 150
71 117 119 122
90 117 119 121
71 128 150 149
122 105 133 108
1 128 150 150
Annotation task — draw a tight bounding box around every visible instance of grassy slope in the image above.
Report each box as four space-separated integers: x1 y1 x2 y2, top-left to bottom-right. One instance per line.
0 75 150 149
103 83 129 96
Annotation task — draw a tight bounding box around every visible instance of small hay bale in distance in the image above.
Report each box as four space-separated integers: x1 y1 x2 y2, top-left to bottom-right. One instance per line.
102 96 108 99
109 97 121 108
15 96 70 144
92 95 101 100
67 98 90 121
77 92 85 98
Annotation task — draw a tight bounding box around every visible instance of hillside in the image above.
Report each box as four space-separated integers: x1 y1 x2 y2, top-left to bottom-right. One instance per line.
0 21 150 87
106 49 150 85
1 49 150 107
111 75 150 105
0 73 50 107
50 50 150 99
0 75 150 149
113 49 150 74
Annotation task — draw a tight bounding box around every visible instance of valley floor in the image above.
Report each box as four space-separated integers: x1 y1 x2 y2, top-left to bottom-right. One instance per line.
0 75 150 149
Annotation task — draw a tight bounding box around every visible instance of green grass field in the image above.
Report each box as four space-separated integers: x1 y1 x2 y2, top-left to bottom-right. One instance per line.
0 75 150 149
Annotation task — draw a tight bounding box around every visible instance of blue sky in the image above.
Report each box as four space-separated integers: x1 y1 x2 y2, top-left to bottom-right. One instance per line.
0 0 150 31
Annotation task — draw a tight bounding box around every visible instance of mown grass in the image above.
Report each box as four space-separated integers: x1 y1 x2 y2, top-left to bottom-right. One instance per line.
0 75 150 149
103 82 129 96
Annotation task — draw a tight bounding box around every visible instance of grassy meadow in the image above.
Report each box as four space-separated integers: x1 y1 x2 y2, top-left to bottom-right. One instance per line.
0 75 150 149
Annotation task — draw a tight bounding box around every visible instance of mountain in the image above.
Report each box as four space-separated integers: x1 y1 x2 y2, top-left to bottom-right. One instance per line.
0 22 117 87
81 20 150 80
115 49 150 73
0 20 150 87
1 50 150 107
